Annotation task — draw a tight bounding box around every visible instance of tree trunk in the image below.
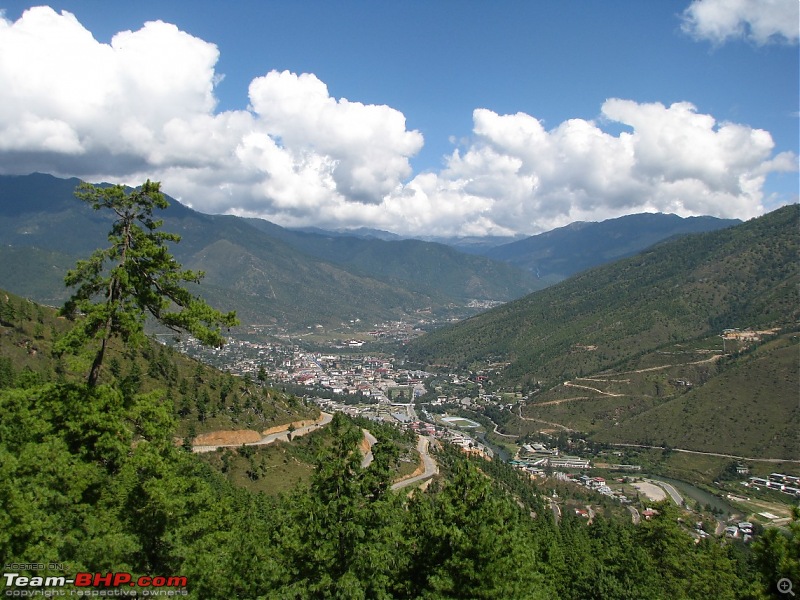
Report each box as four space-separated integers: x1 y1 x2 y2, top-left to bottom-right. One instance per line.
87 336 108 387
87 218 131 387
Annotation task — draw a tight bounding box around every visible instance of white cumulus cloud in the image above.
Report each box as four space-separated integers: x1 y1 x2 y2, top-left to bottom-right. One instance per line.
0 6 794 237
390 100 795 235
0 6 422 220
682 0 800 45
248 70 423 204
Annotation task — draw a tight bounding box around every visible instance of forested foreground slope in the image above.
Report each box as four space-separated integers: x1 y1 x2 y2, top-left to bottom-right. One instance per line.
1 387 795 599
1 293 797 598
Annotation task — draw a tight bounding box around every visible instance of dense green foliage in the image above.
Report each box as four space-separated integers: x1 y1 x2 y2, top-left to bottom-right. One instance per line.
0 288 316 437
406 205 798 387
1 379 795 598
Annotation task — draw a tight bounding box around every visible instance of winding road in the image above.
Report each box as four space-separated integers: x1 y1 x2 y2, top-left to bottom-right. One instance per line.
392 436 439 491
361 429 378 468
563 381 624 397
610 443 800 464
516 405 575 431
193 411 333 453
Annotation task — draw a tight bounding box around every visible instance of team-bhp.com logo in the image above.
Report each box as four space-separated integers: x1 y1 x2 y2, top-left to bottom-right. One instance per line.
3 571 188 596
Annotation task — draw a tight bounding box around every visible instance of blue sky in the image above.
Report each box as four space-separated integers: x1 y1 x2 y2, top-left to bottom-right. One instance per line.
0 0 797 236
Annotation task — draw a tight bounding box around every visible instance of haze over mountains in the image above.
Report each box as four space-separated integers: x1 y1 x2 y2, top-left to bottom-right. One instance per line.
479 212 740 283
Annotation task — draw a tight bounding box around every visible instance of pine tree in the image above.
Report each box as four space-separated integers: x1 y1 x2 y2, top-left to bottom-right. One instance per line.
56 180 238 386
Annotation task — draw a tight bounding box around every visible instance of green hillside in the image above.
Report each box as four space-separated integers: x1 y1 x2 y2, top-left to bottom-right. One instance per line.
246 218 542 301
405 205 798 387
591 333 800 458
500 329 799 460
0 288 317 439
0 246 76 306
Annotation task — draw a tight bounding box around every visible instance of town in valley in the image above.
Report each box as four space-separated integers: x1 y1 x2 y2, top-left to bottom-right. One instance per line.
167 325 799 539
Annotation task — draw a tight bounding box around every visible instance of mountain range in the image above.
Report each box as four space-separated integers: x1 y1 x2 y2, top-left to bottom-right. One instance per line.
0 173 738 332
0 173 538 328
479 212 740 283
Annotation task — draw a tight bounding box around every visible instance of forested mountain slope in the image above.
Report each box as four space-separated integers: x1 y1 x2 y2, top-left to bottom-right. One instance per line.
0 173 536 328
246 217 542 301
405 205 798 388
0 288 316 438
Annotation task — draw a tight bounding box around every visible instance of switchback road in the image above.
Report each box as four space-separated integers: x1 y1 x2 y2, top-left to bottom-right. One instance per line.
392 436 438 491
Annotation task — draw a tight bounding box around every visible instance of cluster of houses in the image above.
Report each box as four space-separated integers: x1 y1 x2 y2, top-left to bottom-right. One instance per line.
512 442 591 473
175 334 432 402
510 444 634 504
441 431 493 459
724 521 755 542
171 333 798 531
172 332 508 463
571 474 632 503
278 352 431 401
308 389 495 459
745 473 800 497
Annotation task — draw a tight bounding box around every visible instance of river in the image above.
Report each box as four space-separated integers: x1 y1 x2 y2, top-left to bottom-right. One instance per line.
648 475 738 516
476 431 512 462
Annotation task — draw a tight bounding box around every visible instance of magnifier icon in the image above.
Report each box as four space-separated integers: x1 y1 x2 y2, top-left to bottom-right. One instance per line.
778 578 796 596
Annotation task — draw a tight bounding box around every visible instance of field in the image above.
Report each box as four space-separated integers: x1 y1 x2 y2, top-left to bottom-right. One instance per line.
441 416 481 428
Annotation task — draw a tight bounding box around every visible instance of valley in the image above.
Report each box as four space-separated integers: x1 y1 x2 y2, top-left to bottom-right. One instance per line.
1 174 796 598
1 3 797 595
169 314 798 534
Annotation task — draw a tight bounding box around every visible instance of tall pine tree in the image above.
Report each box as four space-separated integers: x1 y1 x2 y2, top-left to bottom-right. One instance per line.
57 180 238 386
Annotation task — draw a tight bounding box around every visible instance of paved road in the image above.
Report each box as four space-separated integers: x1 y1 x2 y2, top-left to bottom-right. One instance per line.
492 421 517 438
610 443 800 464
550 501 561 524
193 411 333 453
361 429 378 468
392 436 438 491
647 478 684 506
